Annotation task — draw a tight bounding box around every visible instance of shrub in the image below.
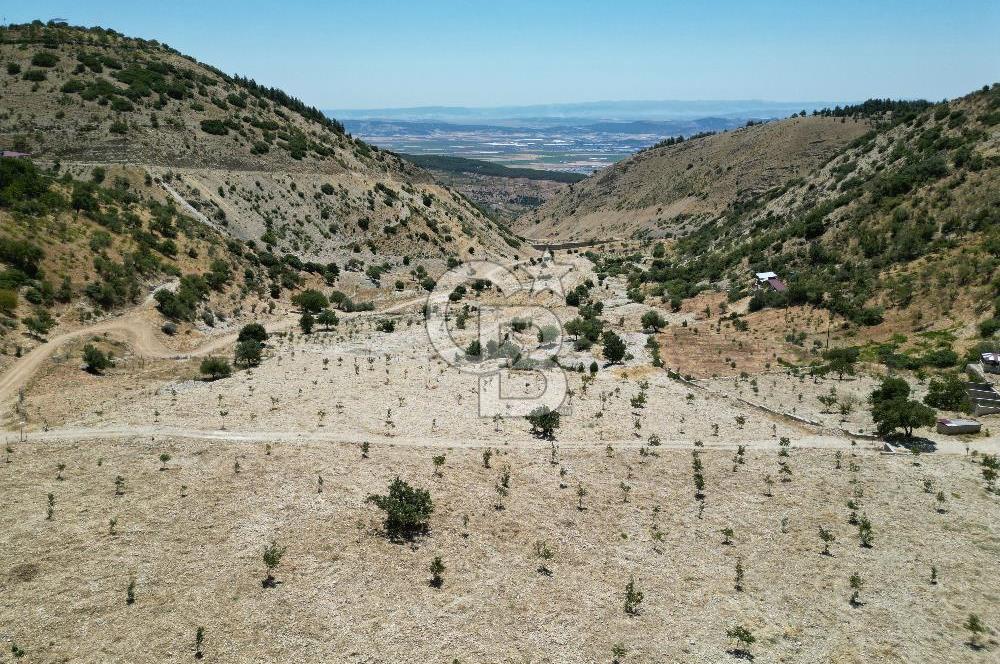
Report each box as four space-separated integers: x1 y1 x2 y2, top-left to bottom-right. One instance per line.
199 119 228 135
366 477 434 541
22 69 47 82
0 235 44 277
979 318 1000 338
82 344 112 374
6 62 21 75
526 406 560 440
31 52 59 67
199 357 232 381
0 289 17 315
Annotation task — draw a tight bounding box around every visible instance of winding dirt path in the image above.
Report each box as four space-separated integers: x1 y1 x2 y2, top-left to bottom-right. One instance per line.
0 288 434 411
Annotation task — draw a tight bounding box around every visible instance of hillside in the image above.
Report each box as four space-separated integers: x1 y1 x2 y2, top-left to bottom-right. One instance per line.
517 116 870 242
581 85 1000 346
0 22 523 262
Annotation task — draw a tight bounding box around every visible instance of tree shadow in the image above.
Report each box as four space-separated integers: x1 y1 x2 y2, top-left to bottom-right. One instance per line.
888 434 937 453
726 648 754 661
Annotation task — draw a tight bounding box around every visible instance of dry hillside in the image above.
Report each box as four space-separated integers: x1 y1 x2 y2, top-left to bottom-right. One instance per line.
518 116 869 242
0 22 523 261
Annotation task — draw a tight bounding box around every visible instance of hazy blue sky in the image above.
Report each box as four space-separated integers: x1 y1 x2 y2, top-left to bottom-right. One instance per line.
7 1 998 108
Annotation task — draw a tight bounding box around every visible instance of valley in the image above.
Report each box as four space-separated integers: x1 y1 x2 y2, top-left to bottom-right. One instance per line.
0 17 998 664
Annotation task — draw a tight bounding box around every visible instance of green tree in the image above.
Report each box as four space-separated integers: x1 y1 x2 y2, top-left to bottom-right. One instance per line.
316 309 339 330
964 614 986 649
262 539 287 588
726 626 755 658
293 288 329 314
602 330 627 364
823 346 860 379
429 556 445 588
641 310 666 331
871 396 936 439
237 323 268 344
299 311 314 334
366 477 434 541
234 340 262 368
526 406 560 440
870 376 910 405
624 576 644 615
923 373 970 411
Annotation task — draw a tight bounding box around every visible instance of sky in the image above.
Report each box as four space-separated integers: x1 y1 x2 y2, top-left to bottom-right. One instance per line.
5 0 998 109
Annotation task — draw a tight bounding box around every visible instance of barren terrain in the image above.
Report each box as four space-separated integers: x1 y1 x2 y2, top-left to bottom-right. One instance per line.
2 256 998 663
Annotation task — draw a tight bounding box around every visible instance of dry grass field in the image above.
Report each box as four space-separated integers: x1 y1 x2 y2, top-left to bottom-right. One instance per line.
3 259 999 663
4 430 999 663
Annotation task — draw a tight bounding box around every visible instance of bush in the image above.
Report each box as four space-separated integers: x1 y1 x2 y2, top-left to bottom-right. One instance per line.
82 344 112 374
526 406 560 440
6 62 21 76
23 309 54 336
31 52 59 67
199 357 232 381
0 288 17 315
0 235 44 277
199 119 228 136
979 318 1000 338
22 69 47 82
366 477 434 541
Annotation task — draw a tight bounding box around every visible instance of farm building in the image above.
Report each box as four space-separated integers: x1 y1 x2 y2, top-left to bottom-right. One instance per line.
754 271 787 292
936 418 982 435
